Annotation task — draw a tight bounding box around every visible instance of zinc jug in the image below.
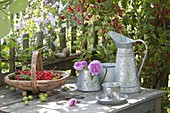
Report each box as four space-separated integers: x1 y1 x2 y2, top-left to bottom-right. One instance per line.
108 31 148 93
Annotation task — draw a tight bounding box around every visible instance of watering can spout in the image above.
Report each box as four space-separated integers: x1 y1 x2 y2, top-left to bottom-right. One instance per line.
108 31 134 48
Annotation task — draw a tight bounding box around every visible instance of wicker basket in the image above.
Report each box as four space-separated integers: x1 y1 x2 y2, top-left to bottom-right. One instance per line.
4 51 70 95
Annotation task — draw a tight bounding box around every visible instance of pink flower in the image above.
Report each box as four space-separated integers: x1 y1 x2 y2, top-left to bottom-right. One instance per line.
81 60 87 66
69 98 77 106
73 61 87 71
74 60 103 76
88 60 103 76
45 0 48 4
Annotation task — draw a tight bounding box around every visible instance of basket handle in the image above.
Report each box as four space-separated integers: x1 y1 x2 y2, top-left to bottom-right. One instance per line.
31 51 43 93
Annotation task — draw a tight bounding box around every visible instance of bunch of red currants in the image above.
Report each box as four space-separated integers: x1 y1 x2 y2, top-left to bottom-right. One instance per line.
15 70 63 80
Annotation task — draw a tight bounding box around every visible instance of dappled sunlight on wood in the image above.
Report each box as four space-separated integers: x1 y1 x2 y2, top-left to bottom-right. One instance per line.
78 103 89 108
38 108 61 113
128 99 143 103
87 100 96 104
38 102 67 109
0 95 4 98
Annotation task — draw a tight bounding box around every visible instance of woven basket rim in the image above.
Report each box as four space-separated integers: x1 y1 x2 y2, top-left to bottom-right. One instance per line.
4 70 70 82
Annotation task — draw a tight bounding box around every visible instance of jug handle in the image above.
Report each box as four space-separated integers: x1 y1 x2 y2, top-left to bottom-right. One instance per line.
133 39 148 78
101 66 108 84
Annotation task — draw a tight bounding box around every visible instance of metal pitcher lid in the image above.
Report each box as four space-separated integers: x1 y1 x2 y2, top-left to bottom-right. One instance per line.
102 63 115 68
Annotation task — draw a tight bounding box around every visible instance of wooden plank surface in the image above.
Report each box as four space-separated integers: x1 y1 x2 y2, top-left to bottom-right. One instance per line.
0 80 166 113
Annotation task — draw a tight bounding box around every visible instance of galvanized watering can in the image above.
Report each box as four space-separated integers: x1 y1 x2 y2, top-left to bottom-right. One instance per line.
77 70 102 92
108 31 148 93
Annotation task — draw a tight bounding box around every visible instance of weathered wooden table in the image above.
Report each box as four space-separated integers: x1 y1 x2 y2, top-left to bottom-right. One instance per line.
0 79 166 113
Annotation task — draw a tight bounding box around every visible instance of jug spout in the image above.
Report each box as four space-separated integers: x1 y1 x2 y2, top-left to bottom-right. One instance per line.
108 31 134 48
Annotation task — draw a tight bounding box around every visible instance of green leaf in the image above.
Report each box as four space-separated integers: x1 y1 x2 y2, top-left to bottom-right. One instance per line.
22 65 27 71
0 8 9 18
7 39 17 48
123 15 129 25
145 2 152 10
121 0 127 9
90 0 95 4
0 17 11 39
9 0 28 14
0 0 11 5
19 75 31 80
70 16 77 27
53 75 60 80
0 62 8 69
90 74 94 80
8 72 17 80
61 0 67 5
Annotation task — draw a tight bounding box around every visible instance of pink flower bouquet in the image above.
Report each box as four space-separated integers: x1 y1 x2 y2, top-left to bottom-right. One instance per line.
73 60 103 77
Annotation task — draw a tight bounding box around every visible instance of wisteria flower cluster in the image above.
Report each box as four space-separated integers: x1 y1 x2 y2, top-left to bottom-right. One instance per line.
73 60 103 76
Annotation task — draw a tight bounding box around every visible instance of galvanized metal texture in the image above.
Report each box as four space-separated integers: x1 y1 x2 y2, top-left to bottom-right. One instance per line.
77 70 102 92
108 31 148 94
98 63 116 84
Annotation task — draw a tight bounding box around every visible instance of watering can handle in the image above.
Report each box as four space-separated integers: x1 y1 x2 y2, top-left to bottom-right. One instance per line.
102 67 108 84
133 39 148 78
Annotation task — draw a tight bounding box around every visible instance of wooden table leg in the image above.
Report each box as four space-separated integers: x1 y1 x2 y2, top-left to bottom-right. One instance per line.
151 97 161 113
